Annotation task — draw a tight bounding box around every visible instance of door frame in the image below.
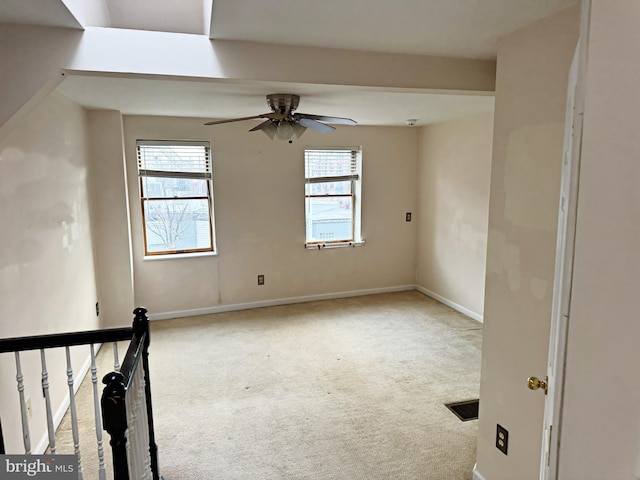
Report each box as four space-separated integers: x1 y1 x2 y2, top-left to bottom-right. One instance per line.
540 2 590 478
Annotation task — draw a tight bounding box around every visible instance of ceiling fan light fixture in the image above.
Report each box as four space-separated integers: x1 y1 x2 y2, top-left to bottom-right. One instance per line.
260 122 277 140
292 123 307 140
276 121 294 140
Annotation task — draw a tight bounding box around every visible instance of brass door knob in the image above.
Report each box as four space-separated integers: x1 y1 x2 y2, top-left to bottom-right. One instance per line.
527 376 548 395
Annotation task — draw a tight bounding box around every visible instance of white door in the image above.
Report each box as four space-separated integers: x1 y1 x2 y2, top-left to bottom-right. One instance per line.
539 9 589 478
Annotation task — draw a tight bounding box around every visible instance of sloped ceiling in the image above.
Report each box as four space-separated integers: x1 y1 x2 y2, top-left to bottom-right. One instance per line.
0 0 82 29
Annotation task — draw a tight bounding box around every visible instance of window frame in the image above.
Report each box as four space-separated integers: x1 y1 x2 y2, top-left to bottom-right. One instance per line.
136 140 216 257
304 147 363 249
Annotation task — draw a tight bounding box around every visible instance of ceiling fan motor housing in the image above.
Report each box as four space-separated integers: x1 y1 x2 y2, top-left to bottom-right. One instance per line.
267 94 300 115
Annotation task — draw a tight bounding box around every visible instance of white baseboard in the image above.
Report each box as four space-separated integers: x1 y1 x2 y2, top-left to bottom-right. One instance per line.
473 464 488 480
415 286 483 323
148 285 417 321
33 346 98 454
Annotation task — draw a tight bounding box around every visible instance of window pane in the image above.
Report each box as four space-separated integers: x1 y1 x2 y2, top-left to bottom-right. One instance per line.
144 199 211 252
141 176 209 198
305 196 353 242
305 180 352 196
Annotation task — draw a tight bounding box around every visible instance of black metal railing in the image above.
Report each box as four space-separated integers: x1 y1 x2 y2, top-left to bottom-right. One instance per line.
101 307 160 480
0 327 133 354
0 307 160 480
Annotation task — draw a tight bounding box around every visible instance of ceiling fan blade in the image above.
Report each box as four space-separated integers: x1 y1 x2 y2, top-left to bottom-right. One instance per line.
264 112 286 121
249 120 274 132
294 113 357 125
204 115 264 126
298 118 336 134
204 112 285 126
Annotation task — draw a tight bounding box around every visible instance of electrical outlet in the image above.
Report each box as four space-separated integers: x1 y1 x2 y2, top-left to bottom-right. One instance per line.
96 302 100 316
257 275 265 286
496 424 508 455
26 396 32 421
405 212 412 222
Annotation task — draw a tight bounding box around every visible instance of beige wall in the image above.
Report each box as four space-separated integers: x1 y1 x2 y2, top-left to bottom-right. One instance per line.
416 112 493 319
558 2 640 478
0 92 98 452
87 110 135 328
475 4 579 480
120 117 419 316
0 25 81 141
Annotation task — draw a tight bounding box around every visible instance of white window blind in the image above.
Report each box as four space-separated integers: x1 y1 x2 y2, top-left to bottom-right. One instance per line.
137 141 211 180
304 149 359 184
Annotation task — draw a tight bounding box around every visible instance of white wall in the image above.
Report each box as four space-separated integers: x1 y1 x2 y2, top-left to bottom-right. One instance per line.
0 92 99 452
119 117 419 316
475 4 579 480
0 25 81 141
558 2 640 478
87 110 135 328
416 112 493 319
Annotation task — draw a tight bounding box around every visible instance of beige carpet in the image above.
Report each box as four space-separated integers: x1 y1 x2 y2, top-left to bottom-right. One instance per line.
56 291 482 480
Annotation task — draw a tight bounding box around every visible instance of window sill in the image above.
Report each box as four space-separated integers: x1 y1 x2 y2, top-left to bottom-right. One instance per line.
305 240 365 250
143 251 218 261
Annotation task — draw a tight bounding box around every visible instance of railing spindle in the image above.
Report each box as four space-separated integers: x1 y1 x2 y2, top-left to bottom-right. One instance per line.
114 342 120 371
40 349 56 453
90 344 107 480
130 366 152 480
125 369 140 480
14 352 31 454
137 369 152 480
65 346 84 479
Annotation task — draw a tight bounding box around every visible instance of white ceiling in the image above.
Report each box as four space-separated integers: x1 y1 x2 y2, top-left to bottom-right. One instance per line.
1 0 575 126
106 0 210 35
210 0 576 59
0 0 576 58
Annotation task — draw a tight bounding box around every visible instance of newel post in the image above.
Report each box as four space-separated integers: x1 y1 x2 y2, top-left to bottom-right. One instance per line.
101 372 129 480
133 307 160 480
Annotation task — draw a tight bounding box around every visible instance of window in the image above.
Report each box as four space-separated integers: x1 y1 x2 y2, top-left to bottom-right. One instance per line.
305 147 362 248
137 140 215 256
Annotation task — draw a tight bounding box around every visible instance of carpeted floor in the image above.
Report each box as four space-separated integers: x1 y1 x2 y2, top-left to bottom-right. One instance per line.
55 291 483 480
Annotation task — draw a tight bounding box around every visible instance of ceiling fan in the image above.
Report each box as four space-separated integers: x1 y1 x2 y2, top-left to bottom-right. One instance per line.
204 94 357 142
